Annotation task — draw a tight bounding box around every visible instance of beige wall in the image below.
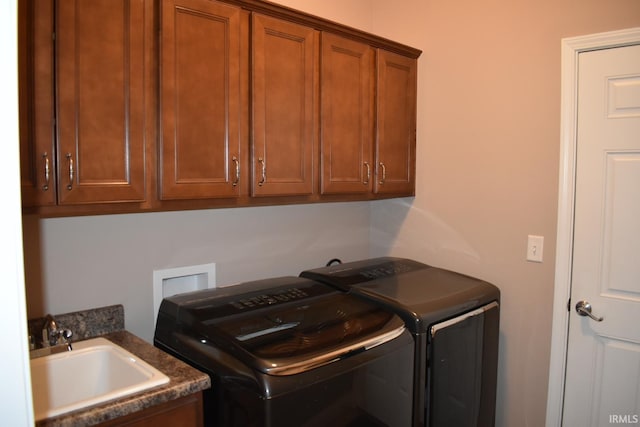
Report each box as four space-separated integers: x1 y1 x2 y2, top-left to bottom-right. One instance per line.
21 1 640 426
365 1 640 426
271 0 374 31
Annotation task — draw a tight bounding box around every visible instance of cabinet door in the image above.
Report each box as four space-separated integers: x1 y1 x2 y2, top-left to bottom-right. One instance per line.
160 0 245 200
98 393 203 427
19 0 56 207
251 14 318 196
320 33 374 195
56 0 147 204
375 49 417 195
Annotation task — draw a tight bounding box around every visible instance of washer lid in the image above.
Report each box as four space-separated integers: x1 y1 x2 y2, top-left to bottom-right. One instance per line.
166 277 406 375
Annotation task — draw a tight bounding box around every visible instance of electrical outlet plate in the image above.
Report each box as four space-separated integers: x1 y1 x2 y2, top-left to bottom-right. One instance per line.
527 235 544 262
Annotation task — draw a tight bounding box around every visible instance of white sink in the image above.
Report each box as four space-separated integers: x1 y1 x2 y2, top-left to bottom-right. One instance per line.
30 337 170 421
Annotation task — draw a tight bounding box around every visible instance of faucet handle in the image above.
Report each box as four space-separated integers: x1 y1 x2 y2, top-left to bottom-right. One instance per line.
42 314 58 347
60 329 73 351
41 314 73 348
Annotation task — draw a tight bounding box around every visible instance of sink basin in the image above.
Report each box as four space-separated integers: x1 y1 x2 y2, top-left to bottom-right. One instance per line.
30 337 170 421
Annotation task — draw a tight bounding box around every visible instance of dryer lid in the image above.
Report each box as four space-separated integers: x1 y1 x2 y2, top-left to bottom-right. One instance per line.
301 258 500 333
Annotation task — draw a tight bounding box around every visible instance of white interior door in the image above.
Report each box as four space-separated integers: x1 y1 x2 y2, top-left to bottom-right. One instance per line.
562 44 640 426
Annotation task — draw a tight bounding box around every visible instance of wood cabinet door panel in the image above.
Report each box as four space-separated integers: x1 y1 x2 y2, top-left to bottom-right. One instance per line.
320 33 374 194
97 393 203 426
251 14 318 196
375 50 417 195
160 0 244 200
19 0 56 207
56 0 147 204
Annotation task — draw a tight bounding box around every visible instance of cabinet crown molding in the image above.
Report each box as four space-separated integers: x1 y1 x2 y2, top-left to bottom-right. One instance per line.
219 0 422 59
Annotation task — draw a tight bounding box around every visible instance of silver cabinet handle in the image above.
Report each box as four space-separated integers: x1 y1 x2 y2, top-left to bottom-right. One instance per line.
66 153 74 190
379 162 386 185
232 156 240 187
575 300 603 322
363 161 370 185
42 152 50 191
258 157 266 186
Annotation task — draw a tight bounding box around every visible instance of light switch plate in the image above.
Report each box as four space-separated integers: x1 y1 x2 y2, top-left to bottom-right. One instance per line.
527 235 544 262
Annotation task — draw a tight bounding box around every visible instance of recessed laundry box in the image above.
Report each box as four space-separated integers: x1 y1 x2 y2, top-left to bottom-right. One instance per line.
301 257 500 427
154 276 415 427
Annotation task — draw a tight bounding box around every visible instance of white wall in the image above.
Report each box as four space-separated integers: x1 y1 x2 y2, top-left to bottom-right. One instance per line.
2 0 34 423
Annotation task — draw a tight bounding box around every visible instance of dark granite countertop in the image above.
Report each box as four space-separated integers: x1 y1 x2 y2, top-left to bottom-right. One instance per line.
30 306 211 427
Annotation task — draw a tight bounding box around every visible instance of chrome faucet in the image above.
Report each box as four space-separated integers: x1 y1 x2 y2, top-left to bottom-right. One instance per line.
42 314 73 350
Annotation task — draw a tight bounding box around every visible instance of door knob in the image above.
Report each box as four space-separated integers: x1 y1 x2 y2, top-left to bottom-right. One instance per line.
575 300 603 322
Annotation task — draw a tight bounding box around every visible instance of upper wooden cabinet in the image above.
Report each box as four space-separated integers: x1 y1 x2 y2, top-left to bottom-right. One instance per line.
160 0 247 200
375 49 417 195
251 14 318 197
319 38 416 197
320 33 374 195
19 0 421 216
58 0 148 204
20 0 149 207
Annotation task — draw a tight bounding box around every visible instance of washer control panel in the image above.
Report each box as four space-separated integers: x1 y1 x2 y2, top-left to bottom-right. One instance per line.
229 287 310 310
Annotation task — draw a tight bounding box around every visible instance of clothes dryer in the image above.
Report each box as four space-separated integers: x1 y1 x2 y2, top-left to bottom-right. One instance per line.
301 257 500 427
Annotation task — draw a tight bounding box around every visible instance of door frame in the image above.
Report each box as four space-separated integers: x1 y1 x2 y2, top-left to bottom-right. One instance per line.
545 26 640 427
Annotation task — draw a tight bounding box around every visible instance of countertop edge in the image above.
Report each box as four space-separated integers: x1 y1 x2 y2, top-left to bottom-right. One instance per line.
35 330 211 427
